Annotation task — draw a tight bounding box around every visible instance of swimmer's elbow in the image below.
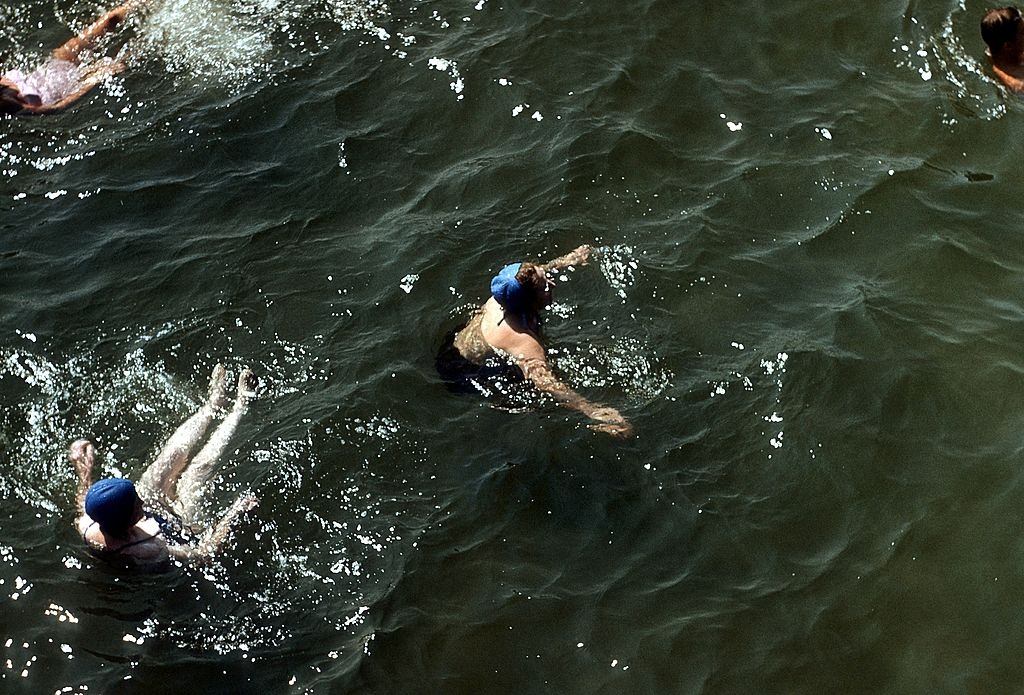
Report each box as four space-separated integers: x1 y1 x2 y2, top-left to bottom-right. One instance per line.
518 357 552 383
521 363 578 401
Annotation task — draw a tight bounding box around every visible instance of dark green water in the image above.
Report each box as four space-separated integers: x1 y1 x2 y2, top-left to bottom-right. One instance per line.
2 0 1024 692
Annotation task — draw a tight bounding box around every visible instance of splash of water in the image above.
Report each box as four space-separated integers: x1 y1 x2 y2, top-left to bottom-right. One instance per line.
595 244 639 301
551 336 672 404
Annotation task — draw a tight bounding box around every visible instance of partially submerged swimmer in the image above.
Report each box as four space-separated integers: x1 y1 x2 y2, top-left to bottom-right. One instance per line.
70 365 259 568
1 1 148 115
982 6 1024 91
449 245 634 438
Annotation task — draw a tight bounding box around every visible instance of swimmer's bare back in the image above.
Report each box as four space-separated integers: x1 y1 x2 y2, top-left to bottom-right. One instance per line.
452 300 533 365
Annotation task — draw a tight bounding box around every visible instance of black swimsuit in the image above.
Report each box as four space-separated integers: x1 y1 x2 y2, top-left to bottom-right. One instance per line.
82 512 192 555
435 325 548 412
82 520 160 555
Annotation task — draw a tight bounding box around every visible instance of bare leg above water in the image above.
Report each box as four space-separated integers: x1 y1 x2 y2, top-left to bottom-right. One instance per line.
176 368 258 523
137 365 229 503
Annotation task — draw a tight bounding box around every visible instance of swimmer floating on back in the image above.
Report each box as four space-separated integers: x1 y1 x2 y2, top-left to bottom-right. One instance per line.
982 6 1024 91
448 245 634 438
70 365 259 568
1 0 148 115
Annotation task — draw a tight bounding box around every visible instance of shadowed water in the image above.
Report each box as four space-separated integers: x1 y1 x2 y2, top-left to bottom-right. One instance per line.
3 0 1024 692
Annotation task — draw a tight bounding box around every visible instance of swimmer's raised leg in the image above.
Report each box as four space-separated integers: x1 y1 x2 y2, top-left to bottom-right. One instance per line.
137 365 229 504
176 369 257 523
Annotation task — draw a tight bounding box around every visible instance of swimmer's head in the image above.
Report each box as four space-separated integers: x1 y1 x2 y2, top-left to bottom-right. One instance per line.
982 7 1023 56
518 263 554 310
0 84 23 115
490 262 552 315
85 478 143 534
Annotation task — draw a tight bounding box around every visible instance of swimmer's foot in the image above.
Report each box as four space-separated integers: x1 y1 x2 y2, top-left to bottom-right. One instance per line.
207 364 230 410
235 368 258 407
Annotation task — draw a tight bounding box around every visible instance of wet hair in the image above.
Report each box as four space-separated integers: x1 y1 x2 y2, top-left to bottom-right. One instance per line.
514 263 549 311
982 7 1023 54
0 85 23 115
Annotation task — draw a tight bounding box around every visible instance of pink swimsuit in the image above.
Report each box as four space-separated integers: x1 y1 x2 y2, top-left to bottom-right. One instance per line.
3 59 81 105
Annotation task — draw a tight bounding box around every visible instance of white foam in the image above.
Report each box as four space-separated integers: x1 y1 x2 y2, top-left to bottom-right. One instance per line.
596 245 638 301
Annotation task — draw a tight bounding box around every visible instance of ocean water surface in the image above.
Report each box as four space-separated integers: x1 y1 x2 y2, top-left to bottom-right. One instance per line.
3 0 1024 692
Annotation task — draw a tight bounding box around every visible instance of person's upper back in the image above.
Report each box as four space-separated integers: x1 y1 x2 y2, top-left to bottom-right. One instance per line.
78 514 170 566
81 477 169 567
479 298 545 363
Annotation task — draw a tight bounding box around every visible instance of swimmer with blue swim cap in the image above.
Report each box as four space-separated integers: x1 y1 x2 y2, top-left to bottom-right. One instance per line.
85 477 143 534
71 365 261 567
490 261 551 323
451 245 633 438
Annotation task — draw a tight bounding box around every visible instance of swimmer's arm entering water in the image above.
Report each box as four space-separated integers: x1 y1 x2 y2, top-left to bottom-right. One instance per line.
166 495 258 563
515 347 633 438
541 245 591 272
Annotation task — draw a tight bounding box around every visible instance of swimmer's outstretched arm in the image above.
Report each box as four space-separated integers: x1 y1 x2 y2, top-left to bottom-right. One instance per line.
541 245 591 272
167 494 258 563
52 1 148 63
68 440 96 517
518 355 633 438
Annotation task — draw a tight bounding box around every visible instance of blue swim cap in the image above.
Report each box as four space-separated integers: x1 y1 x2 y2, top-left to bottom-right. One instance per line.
85 478 139 532
490 262 529 313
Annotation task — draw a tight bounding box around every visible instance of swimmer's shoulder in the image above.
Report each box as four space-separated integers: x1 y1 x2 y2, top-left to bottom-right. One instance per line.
82 520 170 565
487 318 544 363
991 58 1024 92
454 302 497 360
76 514 94 537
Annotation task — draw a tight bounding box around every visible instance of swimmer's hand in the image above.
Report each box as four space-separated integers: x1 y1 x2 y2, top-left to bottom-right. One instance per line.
183 493 259 562
81 59 126 86
589 421 634 438
107 0 153 27
587 407 634 439
566 244 591 266
232 494 259 515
